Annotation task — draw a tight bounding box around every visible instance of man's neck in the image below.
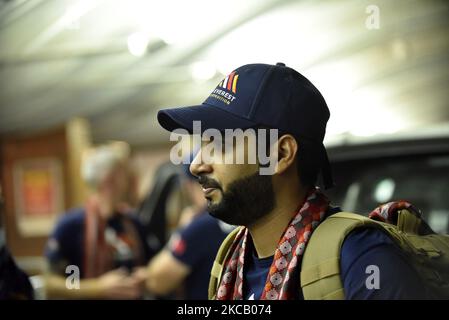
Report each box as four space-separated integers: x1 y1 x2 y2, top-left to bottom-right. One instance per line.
248 184 308 259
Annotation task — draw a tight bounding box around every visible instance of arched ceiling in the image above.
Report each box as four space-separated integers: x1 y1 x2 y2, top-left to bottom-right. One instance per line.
0 0 448 147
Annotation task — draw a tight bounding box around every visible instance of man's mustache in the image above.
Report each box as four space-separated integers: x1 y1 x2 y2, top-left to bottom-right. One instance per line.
197 175 222 190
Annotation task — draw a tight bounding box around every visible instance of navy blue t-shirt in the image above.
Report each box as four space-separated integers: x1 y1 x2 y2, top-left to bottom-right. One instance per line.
244 215 430 300
168 213 233 300
45 208 152 278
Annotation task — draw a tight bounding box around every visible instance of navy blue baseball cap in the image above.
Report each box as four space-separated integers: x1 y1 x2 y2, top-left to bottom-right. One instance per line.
157 62 334 188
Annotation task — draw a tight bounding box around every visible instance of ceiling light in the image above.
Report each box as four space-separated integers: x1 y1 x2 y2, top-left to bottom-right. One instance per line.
127 32 149 57
190 61 216 81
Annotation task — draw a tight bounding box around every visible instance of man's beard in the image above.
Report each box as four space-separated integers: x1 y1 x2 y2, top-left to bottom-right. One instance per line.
205 172 275 227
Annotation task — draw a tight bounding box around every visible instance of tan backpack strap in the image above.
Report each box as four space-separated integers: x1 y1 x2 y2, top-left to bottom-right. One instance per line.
300 212 381 300
208 226 244 300
397 209 421 234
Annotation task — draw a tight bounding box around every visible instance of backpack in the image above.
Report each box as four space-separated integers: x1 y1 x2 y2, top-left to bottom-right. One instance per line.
208 210 449 300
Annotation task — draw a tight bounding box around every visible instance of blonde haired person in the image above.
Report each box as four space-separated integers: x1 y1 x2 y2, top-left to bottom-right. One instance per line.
44 142 152 299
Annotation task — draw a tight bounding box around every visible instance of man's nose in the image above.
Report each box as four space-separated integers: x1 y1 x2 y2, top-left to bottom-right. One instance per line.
190 150 212 177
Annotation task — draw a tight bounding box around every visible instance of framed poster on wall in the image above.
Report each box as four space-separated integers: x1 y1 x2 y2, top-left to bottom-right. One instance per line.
13 157 65 237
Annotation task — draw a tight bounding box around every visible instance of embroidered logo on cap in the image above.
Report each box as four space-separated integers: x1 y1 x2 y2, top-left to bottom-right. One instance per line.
218 71 239 93
208 71 239 106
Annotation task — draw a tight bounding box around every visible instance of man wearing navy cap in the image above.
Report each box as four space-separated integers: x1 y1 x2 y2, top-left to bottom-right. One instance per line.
157 63 428 300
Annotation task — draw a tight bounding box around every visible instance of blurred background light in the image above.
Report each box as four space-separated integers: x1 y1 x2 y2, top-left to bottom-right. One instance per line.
127 32 150 57
190 61 217 81
374 178 396 203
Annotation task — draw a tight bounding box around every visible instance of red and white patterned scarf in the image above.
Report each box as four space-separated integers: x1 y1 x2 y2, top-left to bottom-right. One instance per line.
368 200 434 235
216 188 330 300
368 200 420 224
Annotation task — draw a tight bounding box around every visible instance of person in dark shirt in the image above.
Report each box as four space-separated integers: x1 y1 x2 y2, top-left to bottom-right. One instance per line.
166 212 232 299
0 210 34 300
156 62 430 299
44 142 151 299
45 209 151 277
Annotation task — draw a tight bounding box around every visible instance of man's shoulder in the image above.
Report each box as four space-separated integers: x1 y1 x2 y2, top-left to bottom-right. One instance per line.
338 224 429 299
341 226 395 262
339 225 409 288
323 209 395 257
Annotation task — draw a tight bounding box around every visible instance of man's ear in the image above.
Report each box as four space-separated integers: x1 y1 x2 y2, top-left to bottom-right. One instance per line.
274 134 298 175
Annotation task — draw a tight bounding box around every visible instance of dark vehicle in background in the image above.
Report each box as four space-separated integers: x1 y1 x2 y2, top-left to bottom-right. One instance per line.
326 125 449 234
